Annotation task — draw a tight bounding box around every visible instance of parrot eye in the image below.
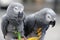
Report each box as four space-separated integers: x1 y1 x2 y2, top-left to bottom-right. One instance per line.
47 14 51 19
13 7 20 13
13 6 24 13
48 15 51 19
14 7 18 10
46 14 52 21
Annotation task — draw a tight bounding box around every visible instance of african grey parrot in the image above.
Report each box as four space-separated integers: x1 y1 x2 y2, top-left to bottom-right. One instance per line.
1 2 25 40
24 8 56 40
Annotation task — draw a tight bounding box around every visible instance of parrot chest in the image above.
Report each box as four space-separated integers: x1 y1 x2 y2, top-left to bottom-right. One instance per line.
8 18 22 26
7 18 22 33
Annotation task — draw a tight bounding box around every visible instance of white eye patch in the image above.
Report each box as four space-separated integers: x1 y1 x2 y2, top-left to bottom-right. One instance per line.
13 6 24 13
54 18 56 20
19 7 24 13
46 14 52 21
13 7 19 13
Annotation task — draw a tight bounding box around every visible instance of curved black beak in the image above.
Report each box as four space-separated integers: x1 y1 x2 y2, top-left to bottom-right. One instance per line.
18 12 23 18
52 21 56 27
49 21 56 27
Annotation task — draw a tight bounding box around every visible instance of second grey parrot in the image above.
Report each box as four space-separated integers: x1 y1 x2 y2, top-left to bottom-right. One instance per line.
1 2 25 40
24 8 56 40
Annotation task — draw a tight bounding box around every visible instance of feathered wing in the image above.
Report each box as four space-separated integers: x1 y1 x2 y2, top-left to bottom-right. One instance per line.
1 16 9 38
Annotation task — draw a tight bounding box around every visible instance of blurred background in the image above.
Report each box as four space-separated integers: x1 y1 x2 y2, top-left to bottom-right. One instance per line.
0 0 60 40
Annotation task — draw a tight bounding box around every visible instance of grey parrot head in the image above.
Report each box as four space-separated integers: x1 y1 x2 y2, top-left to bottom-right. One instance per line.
6 2 24 19
36 8 56 27
45 8 56 27
43 8 56 27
